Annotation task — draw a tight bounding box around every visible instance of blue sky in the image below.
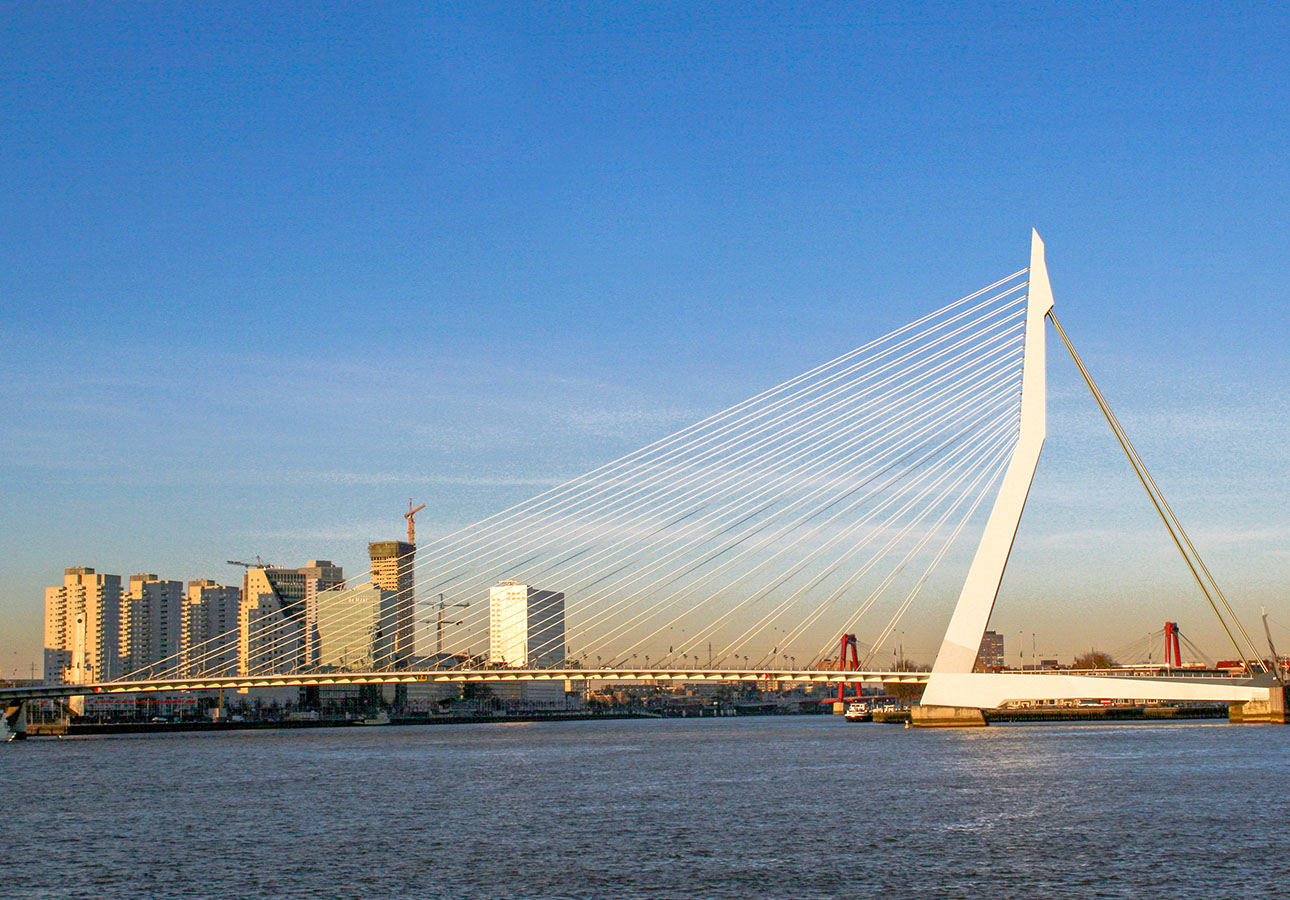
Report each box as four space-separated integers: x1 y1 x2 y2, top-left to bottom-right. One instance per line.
2 2 1287 674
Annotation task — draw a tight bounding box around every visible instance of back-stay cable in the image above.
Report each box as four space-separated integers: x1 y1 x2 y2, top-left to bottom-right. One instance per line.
1049 311 1272 678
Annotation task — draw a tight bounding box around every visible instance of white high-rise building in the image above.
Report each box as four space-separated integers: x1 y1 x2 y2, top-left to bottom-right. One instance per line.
488 581 565 668
43 567 122 684
122 574 184 676
183 579 241 676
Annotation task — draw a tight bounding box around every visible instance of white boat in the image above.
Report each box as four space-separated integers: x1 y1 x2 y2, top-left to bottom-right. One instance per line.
844 701 871 722
357 711 391 726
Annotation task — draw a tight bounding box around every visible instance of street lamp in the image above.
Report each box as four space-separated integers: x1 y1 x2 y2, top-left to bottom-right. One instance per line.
430 594 470 655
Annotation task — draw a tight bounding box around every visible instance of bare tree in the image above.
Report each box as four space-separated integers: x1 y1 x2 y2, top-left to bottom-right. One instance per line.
887 659 931 703
1071 650 1117 670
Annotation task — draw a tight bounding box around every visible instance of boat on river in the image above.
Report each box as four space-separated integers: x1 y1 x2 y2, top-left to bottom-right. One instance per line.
844 702 872 722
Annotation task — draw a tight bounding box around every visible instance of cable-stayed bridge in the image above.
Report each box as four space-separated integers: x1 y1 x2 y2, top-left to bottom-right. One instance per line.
5 231 1285 733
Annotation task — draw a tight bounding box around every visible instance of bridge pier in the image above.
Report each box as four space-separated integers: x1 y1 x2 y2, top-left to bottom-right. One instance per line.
2 701 28 742
1229 686 1288 724
909 704 987 727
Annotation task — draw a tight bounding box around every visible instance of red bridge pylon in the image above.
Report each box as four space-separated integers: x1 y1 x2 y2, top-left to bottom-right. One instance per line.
1164 621 1183 669
836 633 863 705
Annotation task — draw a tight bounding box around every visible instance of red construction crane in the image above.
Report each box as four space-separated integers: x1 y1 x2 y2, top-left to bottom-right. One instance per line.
404 499 426 545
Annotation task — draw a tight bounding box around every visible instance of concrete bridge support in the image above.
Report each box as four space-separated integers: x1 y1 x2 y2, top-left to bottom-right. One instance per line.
1229 686 1288 724
910 705 987 727
2 701 28 742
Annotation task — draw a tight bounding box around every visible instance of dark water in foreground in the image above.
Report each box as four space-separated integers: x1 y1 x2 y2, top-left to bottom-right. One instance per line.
3 717 1288 899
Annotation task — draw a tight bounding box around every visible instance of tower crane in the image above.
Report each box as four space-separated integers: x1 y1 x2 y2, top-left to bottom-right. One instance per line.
404 499 426 545
226 556 271 569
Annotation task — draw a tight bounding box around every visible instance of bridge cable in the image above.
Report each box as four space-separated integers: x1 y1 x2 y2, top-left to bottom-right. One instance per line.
251 301 1032 670
206 323 1028 678
1049 311 1275 680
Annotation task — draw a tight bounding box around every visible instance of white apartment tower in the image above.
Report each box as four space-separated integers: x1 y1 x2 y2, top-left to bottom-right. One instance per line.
43 567 122 684
488 581 566 668
184 579 241 676
121 574 184 676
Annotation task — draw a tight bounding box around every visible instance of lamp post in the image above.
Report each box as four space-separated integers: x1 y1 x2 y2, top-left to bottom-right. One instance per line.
435 594 470 655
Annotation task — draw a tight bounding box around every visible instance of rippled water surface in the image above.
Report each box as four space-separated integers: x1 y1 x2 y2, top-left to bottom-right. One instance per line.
4 717 1288 898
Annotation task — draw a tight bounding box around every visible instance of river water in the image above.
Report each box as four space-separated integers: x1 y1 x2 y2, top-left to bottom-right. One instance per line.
3 717 1287 899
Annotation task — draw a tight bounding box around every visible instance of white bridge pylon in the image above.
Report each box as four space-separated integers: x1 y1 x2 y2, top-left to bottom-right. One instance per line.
917 231 1279 723
5 231 1282 735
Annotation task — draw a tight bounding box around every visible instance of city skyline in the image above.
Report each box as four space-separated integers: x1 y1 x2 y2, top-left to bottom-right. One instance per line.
3 4 1289 676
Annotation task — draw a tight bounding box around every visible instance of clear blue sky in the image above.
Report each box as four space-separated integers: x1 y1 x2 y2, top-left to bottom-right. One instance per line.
2 2 1287 674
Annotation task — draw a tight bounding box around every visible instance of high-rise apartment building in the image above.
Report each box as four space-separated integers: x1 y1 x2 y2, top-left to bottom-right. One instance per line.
121 574 184 676
239 561 343 675
43 567 122 684
183 579 241 676
975 630 1006 671
368 540 414 667
314 585 398 671
488 581 566 668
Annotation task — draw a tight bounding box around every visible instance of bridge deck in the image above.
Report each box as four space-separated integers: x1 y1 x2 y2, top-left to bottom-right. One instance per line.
1 667 1267 703
4 668 924 700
